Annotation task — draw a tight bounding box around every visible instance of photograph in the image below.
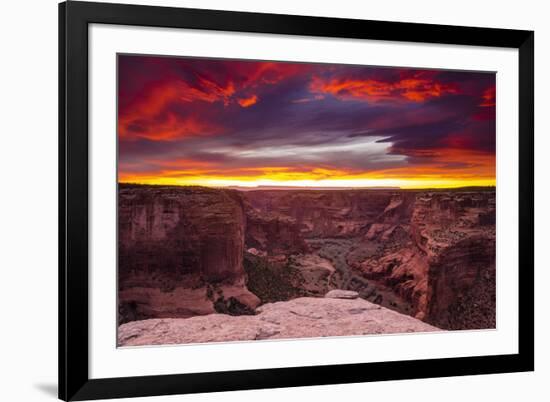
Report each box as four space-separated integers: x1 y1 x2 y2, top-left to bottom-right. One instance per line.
116 54 497 347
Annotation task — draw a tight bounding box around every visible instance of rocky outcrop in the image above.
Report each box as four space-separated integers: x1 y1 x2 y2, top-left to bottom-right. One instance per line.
350 247 429 318
376 192 417 223
118 185 259 323
118 296 440 346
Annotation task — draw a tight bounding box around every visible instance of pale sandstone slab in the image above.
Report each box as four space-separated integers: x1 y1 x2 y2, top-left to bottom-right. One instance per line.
324 289 359 299
118 297 440 346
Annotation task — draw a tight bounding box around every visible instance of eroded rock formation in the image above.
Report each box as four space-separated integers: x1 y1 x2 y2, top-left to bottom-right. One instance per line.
243 190 394 238
244 206 309 256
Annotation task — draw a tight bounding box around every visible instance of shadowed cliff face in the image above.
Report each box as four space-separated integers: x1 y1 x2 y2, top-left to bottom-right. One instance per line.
118 185 496 332
244 207 309 257
118 185 259 323
119 185 246 282
426 236 496 329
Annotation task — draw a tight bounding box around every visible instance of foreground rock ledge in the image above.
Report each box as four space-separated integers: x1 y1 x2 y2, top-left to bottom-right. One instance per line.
118 297 440 346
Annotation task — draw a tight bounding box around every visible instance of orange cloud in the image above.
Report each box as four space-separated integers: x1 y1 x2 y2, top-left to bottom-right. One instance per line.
310 76 458 103
118 59 315 142
237 95 258 108
195 76 235 105
479 86 496 107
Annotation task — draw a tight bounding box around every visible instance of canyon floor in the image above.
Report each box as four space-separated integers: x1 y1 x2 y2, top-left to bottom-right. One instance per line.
117 184 496 346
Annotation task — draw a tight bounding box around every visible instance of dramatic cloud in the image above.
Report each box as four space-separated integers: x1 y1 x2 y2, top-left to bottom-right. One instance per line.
309 73 458 103
237 95 258 108
118 55 496 188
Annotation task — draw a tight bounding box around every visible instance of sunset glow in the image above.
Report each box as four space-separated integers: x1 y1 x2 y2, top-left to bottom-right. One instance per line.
118 55 496 189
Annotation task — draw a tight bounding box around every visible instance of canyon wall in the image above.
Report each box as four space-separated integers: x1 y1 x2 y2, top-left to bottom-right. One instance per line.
425 236 496 329
243 190 394 238
118 185 259 323
244 206 309 256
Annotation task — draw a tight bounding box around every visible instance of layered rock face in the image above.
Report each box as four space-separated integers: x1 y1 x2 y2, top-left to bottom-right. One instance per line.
118 185 259 323
243 190 394 238
118 296 439 346
119 185 246 282
244 206 309 256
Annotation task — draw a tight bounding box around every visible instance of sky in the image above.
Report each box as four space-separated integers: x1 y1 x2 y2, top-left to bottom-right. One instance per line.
118 54 496 189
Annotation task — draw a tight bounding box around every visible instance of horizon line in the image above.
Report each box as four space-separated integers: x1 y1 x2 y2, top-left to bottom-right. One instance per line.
118 182 496 191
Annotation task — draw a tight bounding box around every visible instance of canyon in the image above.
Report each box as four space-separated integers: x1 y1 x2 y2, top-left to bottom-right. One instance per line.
118 184 495 345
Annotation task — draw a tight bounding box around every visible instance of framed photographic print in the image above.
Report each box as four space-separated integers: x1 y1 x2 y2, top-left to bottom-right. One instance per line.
59 1 534 400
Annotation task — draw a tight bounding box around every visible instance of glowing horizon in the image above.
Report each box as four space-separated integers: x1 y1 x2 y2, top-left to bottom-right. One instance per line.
118 178 496 190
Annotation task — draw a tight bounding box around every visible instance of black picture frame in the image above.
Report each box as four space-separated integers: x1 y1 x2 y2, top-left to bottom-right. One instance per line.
59 1 534 400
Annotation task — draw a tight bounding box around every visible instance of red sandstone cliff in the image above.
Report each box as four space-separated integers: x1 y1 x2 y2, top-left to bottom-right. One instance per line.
425 236 496 329
118 185 259 323
243 190 393 238
244 206 309 256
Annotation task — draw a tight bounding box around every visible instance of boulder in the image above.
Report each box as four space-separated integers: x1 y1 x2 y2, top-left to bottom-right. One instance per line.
324 289 359 299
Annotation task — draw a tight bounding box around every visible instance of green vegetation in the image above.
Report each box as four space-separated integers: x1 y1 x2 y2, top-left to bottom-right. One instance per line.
244 254 305 303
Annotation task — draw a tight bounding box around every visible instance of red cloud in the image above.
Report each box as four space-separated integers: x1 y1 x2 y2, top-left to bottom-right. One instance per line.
119 60 310 141
309 75 458 103
472 86 496 120
237 95 258 107
120 112 221 141
119 78 232 140
195 76 235 105
241 62 310 88
479 86 496 107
